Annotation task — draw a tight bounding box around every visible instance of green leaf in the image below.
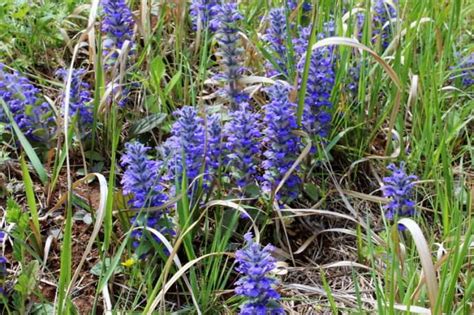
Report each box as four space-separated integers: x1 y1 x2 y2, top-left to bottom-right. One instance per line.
31 303 55 315
0 99 48 184
128 113 167 138
20 154 42 254
14 260 40 295
90 258 123 276
165 70 182 95
150 56 166 93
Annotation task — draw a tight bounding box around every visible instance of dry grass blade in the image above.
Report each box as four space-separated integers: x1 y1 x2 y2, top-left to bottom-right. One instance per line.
138 226 201 314
341 128 401 182
87 0 100 65
65 173 107 299
147 252 232 314
407 75 419 111
273 131 312 265
396 218 440 315
320 260 373 272
286 283 432 314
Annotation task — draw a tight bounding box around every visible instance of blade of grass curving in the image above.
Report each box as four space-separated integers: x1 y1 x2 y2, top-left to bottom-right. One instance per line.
140 226 201 314
304 37 402 155
147 252 231 314
395 218 439 315
0 99 48 184
65 173 107 298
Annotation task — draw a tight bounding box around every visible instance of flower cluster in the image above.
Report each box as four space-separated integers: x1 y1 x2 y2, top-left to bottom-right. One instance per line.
189 0 219 31
372 0 398 49
163 106 207 192
223 103 262 189
454 52 474 88
294 23 336 138
0 231 6 296
288 0 312 12
262 84 301 201
382 163 417 221
120 142 173 249
235 233 283 315
101 0 135 62
212 3 247 107
0 256 6 296
264 8 288 76
0 64 53 141
56 68 93 127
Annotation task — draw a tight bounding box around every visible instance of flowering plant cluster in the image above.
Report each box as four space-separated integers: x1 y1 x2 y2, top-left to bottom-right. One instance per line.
372 0 398 49
234 233 284 315
190 0 219 31
0 64 54 141
224 103 262 189
452 52 474 88
263 8 289 77
101 0 135 62
262 84 301 200
382 163 417 223
121 142 174 251
56 68 93 130
211 3 247 106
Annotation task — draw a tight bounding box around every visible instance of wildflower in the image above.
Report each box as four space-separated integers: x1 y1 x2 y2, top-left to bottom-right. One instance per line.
264 8 288 76
0 256 7 296
294 23 336 138
0 64 53 141
235 233 284 315
288 0 312 12
212 3 247 107
120 142 173 249
163 106 206 192
262 84 301 201
453 52 474 88
223 103 261 189
382 163 417 221
56 68 93 127
101 0 135 62
189 0 219 31
372 0 397 49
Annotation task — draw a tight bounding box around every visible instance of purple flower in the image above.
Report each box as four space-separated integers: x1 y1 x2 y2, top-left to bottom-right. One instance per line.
235 233 284 315
120 142 173 249
163 106 206 193
190 0 219 31
288 0 312 12
452 52 474 88
382 163 417 222
0 64 54 141
223 103 262 189
294 24 336 138
101 0 135 62
56 68 93 127
264 8 289 76
262 84 301 201
0 256 7 296
211 3 247 107
372 0 398 49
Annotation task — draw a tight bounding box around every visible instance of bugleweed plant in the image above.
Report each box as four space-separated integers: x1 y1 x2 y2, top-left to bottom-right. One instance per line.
0 0 472 314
